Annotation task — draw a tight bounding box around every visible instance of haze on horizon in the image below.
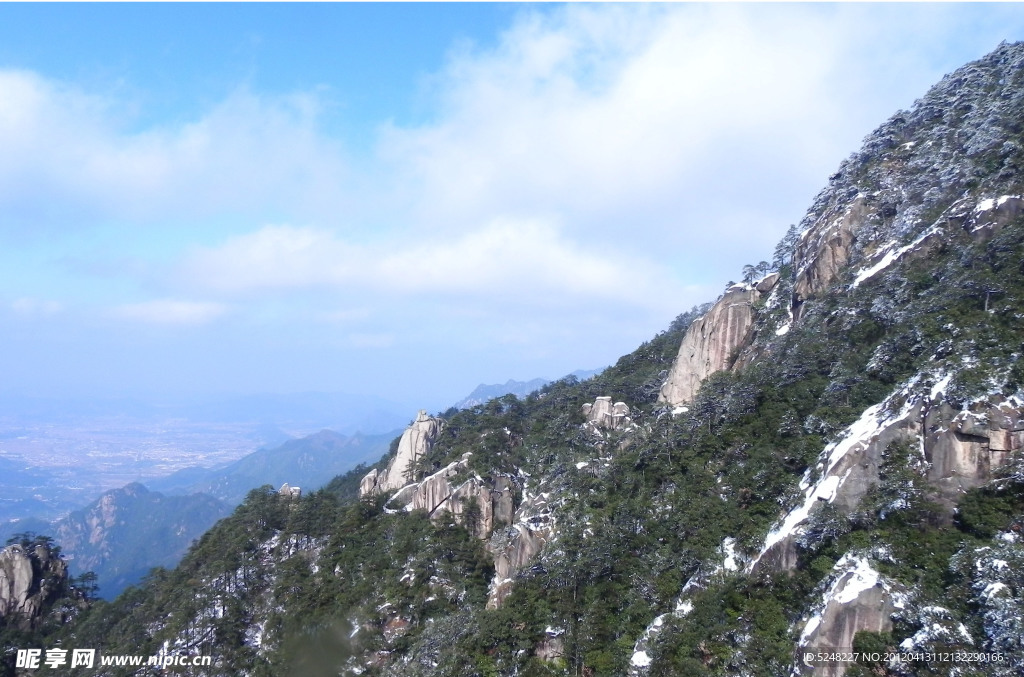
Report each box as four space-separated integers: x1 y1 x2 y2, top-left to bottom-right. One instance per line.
2 3 1023 413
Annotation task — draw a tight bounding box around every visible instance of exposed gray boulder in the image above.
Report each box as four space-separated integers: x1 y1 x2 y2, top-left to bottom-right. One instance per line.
486 490 556 609
925 398 1024 508
582 396 633 430
384 453 516 541
793 194 870 309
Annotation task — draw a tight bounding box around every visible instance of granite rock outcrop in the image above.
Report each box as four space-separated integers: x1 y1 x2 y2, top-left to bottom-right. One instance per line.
795 555 906 677
582 396 633 430
752 379 1024 574
360 411 444 497
0 541 70 630
658 278 778 408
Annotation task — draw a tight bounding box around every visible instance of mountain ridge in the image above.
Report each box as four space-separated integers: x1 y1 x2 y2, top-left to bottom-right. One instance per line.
8 41 1024 677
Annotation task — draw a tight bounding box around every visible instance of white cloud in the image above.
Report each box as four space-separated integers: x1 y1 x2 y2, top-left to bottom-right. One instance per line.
6 4 1024 402
110 299 227 325
0 71 349 226
180 218 686 315
377 3 1019 272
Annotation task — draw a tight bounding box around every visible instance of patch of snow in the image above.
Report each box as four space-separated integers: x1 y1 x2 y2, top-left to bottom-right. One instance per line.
671 406 689 415
975 198 996 212
799 613 822 645
751 376 933 570
850 224 940 288
983 582 1009 600
576 461 589 469
956 623 974 644
851 242 904 287
798 468 812 491
899 606 975 651
721 537 740 572
799 554 897 650
833 557 881 603
775 322 791 336
677 600 694 616
930 373 952 400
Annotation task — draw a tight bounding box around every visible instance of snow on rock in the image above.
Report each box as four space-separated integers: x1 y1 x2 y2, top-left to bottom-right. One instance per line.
721 537 740 572
898 605 974 652
750 377 927 572
793 554 905 677
746 367 1015 574
968 194 1024 240
849 223 941 289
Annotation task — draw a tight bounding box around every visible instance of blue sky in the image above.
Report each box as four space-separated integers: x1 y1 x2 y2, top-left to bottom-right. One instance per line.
2 3 1024 411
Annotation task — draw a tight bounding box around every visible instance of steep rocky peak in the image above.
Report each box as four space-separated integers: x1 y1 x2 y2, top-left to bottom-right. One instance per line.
360 410 444 497
792 41 1024 307
660 41 1024 408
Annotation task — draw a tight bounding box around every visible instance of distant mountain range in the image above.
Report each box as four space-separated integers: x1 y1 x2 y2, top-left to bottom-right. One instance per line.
451 369 604 410
0 377 600 600
148 428 400 505
2 427 401 598
0 483 230 599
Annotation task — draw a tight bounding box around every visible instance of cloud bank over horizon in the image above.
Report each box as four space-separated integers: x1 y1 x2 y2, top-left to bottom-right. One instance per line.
2 3 1023 407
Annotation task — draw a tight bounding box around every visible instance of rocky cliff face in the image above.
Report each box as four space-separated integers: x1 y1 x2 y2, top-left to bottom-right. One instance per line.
658 275 778 408
360 411 444 496
0 541 70 631
385 452 515 540
486 483 558 609
750 377 1024 573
